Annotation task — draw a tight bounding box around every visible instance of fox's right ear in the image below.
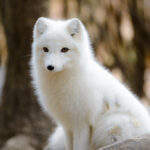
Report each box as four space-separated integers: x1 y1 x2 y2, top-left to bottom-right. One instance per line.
67 18 82 37
33 17 50 39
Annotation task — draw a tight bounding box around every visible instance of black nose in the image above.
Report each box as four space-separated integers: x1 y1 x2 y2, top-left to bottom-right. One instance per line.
47 65 54 71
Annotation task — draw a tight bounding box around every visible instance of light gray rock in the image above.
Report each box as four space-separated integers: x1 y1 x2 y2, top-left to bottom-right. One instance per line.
1 134 36 150
98 134 150 150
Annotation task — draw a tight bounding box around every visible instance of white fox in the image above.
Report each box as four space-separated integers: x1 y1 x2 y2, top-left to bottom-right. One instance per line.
30 17 150 150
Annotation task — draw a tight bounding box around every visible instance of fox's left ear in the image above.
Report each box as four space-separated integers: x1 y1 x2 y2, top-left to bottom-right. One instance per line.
67 18 81 37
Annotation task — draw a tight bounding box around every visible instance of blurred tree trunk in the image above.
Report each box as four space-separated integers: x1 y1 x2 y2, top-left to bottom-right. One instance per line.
0 0 53 150
128 0 150 97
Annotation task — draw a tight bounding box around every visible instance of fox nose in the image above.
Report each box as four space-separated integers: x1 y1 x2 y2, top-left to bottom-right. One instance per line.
47 65 54 71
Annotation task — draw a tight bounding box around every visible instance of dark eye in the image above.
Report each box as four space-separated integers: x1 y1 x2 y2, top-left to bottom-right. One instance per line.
61 47 69 53
43 47 49 52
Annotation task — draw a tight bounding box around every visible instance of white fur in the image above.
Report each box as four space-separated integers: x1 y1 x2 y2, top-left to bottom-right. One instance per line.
44 126 65 150
30 17 150 150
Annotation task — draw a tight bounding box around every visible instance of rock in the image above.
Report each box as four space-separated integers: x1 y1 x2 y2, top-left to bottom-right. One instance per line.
1 134 36 150
3 134 150 150
98 134 150 150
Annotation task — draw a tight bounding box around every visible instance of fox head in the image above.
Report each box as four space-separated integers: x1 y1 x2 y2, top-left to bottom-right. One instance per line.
32 17 92 72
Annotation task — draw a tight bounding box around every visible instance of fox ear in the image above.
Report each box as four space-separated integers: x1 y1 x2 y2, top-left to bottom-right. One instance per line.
33 17 50 39
67 18 81 37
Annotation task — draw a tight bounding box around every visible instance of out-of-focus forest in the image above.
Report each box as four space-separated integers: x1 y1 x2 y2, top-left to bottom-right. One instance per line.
0 0 150 150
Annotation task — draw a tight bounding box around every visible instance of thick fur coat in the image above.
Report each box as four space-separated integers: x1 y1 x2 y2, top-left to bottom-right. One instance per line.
30 17 150 150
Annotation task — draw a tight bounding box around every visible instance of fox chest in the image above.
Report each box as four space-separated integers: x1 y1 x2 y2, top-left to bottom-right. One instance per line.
40 82 92 124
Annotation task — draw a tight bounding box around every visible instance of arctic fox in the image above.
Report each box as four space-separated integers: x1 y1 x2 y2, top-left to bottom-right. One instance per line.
30 17 150 150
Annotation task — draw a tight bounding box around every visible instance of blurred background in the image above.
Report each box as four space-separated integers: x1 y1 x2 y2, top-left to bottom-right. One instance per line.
0 0 150 150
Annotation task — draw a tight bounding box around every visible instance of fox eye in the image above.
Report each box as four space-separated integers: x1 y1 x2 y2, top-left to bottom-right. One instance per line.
61 47 69 53
43 47 49 52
